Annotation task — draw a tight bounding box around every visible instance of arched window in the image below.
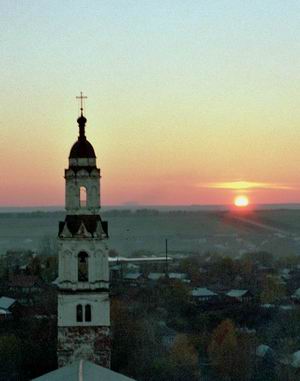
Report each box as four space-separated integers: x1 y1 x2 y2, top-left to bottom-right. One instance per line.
80 186 87 207
78 252 88 281
76 304 83 322
85 304 91 322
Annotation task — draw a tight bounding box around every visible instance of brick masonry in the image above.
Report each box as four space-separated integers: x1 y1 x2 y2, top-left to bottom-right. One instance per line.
57 326 111 368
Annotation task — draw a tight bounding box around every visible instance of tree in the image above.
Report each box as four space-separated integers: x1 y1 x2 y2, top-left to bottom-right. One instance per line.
43 255 58 282
208 319 238 380
244 251 274 268
168 334 200 381
178 256 202 283
111 301 134 373
209 257 238 287
111 300 164 380
19 318 57 379
234 330 256 381
151 334 200 381
0 335 21 379
129 318 163 379
208 320 256 381
27 256 42 276
38 236 58 257
260 275 286 304
158 280 190 319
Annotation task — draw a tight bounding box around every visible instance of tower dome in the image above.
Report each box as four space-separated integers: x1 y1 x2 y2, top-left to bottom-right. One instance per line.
69 139 96 159
69 114 96 159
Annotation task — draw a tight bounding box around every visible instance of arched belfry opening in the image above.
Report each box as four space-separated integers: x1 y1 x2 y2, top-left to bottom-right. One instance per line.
80 186 87 207
78 252 89 281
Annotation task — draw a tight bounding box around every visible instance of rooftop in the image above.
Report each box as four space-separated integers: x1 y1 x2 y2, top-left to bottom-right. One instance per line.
226 289 249 298
32 360 137 381
191 288 218 297
124 272 142 280
0 296 16 310
148 273 165 281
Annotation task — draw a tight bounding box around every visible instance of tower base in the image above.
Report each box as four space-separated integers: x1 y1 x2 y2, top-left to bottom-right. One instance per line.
57 326 111 368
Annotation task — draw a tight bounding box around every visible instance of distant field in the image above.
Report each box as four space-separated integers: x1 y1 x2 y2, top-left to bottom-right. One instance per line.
1 209 300 256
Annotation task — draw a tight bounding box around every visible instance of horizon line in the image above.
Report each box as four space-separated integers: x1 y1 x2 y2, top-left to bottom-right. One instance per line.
1 202 300 209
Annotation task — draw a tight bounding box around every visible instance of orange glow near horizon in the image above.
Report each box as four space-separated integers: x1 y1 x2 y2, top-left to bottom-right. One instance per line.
1 3 300 207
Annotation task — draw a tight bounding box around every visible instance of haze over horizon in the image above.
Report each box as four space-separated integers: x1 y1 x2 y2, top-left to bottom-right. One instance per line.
1 1 300 206
2 202 300 214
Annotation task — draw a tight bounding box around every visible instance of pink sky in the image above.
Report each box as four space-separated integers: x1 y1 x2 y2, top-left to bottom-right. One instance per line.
1 2 300 207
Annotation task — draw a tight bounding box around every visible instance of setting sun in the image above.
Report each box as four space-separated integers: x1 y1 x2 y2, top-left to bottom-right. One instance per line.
234 195 249 207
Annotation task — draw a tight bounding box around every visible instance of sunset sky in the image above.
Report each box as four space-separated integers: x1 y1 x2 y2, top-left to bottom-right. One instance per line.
1 1 300 206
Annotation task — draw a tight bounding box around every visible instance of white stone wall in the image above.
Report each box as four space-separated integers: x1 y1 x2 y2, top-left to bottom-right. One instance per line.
58 239 109 290
58 292 110 327
65 168 101 214
58 142 111 368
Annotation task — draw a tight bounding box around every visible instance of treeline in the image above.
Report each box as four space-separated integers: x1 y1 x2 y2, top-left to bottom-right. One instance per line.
0 211 64 219
0 209 224 218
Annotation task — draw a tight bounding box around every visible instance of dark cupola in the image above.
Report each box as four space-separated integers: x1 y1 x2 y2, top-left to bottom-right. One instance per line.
69 112 96 159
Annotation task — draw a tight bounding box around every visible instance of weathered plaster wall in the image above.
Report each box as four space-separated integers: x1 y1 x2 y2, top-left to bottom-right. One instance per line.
57 326 111 368
57 292 110 327
57 240 109 290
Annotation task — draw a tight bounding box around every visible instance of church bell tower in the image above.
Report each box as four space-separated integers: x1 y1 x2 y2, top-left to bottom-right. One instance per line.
57 94 111 368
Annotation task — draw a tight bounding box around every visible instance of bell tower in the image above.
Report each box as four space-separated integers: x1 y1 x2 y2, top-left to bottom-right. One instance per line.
57 94 111 368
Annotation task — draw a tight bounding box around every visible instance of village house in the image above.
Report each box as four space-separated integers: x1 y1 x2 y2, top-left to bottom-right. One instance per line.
226 289 253 303
191 287 219 303
0 296 20 320
123 272 144 287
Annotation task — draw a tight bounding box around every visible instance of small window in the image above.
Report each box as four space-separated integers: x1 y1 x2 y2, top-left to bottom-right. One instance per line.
76 304 83 322
85 304 91 322
80 186 87 207
78 252 88 282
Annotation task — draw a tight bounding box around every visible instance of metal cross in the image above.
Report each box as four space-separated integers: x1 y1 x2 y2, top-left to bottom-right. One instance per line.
76 91 88 114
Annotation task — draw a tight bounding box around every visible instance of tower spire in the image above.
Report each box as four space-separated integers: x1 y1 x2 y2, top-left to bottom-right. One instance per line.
76 91 88 116
76 92 88 139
